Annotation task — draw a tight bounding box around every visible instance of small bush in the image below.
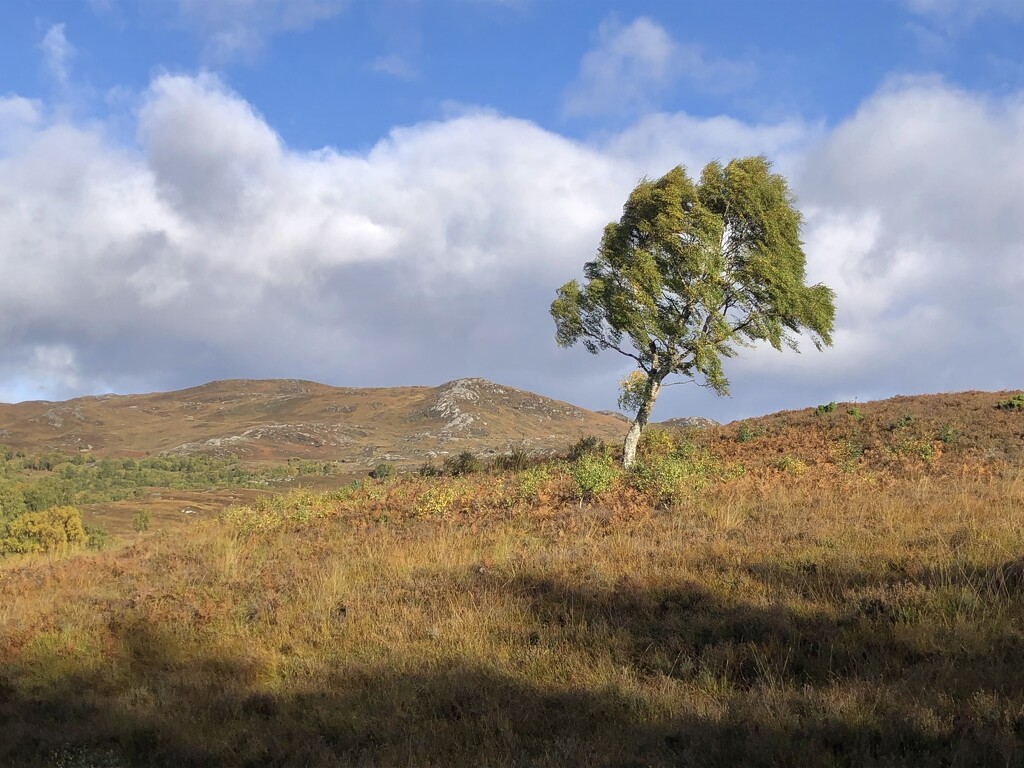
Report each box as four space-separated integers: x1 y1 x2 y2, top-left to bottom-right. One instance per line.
775 456 807 475
892 414 914 430
512 466 552 507
84 524 111 551
369 462 395 480
443 451 482 477
938 423 961 445
417 462 443 477
847 407 864 420
814 401 837 416
735 423 765 443
569 453 617 503
0 505 86 555
132 509 150 533
637 428 675 459
415 484 462 517
567 436 605 462
996 393 1024 411
630 455 688 508
492 447 532 473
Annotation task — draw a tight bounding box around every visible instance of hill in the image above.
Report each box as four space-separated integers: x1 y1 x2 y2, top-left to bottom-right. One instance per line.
1 389 1022 767
0 378 628 467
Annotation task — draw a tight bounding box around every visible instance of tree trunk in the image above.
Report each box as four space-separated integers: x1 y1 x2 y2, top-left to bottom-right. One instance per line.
622 377 662 469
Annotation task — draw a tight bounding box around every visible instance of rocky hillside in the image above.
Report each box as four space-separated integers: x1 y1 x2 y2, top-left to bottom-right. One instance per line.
0 378 628 467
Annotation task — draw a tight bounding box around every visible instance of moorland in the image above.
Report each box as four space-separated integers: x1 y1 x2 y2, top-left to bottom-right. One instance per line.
1 383 1023 767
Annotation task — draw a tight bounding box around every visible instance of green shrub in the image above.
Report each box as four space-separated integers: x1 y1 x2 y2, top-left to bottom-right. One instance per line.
637 428 675 459
997 393 1024 411
443 451 482 477
569 453 618 503
814 401 837 416
0 505 86 555
417 462 443 478
735 423 765 443
132 509 150 533
567 436 604 461
512 465 552 506
938 423 961 444
84 524 111 551
775 456 807 475
630 455 689 508
415 483 463 517
847 407 864 420
492 447 532 473
369 462 395 480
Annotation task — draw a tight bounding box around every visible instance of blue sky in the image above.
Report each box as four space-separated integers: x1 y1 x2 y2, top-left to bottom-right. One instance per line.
0 0 1022 421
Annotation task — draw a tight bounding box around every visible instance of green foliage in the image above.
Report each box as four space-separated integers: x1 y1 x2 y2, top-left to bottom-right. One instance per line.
814 401 837 416
938 423 961 445
735 423 765 443
417 462 443 478
443 451 482 477
892 414 914 430
847 407 864 421
0 505 86 555
775 456 807 475
567 436 605 462
415 484 463 518
132 509 151 533
84 524 112 551
492 448 532 473
569 453 618 502
512 466 552 506
552 157 836 466
997 393 1024 411
369 462 395 480
637 428 675 459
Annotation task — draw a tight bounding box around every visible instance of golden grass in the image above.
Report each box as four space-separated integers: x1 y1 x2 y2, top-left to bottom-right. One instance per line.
2 460 1023 767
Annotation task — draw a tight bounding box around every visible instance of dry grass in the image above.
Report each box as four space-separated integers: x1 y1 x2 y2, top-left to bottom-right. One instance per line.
2 443 1024 766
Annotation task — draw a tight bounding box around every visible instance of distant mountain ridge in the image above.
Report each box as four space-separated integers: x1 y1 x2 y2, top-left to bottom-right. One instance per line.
0 378 630 466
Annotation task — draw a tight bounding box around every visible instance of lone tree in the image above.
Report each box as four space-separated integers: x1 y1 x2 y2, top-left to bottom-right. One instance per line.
551 157 835 468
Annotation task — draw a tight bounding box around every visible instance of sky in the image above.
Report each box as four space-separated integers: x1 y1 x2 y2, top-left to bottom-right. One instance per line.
0 0 1022 422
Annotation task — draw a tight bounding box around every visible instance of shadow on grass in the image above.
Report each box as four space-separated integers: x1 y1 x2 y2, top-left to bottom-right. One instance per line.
2 565 1023 767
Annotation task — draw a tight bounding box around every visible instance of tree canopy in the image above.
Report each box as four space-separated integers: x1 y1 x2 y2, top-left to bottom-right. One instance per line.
551 156 835 467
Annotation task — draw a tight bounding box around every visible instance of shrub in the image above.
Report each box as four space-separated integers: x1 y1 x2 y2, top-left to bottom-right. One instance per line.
938 423 961 445
814 401 837 416
132 509 151 533
847 407 864 421
512 466 552 507
417 462 443 477
0 505 86 555
997 393 1024 411
637 428 675 459
569 453 618 503
443 451 482 477
630 455 689 508
369 462 395 480
415 483 462 517
735 423 765 443
567 436 604 461
775 456 807 475
84 524 111 551
492 447 532 473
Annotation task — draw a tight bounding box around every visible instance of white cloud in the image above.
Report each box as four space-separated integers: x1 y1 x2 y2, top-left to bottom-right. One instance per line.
38 24 75 86
176 0 347 60
564 16 755 118
372 53 417 79
0 72 1020 422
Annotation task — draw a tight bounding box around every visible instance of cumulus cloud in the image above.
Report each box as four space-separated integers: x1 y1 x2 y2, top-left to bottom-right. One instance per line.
564 16 755 117
0 71 1020 421
38 24 75 86
177 0 347 60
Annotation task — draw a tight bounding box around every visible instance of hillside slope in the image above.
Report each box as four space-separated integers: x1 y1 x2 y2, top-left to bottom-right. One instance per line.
0 378 628 465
